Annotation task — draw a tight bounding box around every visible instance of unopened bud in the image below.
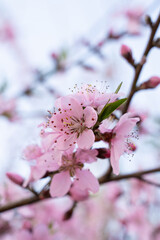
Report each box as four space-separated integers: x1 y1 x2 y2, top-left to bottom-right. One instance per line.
139 76 160 90
97 148 110 159
6 172 24 186
51 52 58 60
154 38 160 48
120 45 135 65
145 15 153 28
149 76 160 87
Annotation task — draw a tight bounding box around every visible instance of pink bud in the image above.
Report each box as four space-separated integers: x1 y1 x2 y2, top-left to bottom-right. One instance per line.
97 40 105 47
139 76 160 90
97 148 110 159
51 52 58 60
6 172 24 186
149 76 160 88
120 44 132 56
120 44 135 65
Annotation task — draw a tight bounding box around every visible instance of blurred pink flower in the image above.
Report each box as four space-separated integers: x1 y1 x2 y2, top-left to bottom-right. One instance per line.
0 97 18 121
23 145 42 161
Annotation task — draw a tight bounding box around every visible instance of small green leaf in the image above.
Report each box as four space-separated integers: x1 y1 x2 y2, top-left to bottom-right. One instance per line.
98 98 127 122
60 49 67 60
115 82 123 94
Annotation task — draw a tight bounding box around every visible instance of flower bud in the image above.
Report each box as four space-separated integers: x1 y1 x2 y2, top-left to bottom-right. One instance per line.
149 76 160 88
139 76 160 90
120 45 134 65
6 172 24 186
51 52 58 60
97 148 110 159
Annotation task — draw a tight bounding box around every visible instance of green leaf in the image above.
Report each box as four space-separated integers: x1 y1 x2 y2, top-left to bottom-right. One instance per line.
115 82 123 94
98 98 127 122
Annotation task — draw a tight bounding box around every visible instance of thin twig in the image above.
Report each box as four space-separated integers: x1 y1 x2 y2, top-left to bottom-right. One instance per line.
1 167 160 213
0 195 45 213
122 13 160 114
136 176 160 188
99 167 160 184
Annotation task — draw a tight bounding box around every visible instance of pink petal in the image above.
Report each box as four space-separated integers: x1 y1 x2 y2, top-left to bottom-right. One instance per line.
114 113 139 137
56 96 83 119
77 129 95 149
31 165 46 180
110 138 125 175
83 106 97 128
56 133 76 150
67 98 83 119
74 169 99 193
70 184 89 201
41 134 57 152
76 149 98 163
50 171 72 197
37 150 61 172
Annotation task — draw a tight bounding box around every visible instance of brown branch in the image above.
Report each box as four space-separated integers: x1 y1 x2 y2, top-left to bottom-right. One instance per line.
0 195 48 213
99 167 160 184
1 167 160 213
122 13 160 114
136 176 160 188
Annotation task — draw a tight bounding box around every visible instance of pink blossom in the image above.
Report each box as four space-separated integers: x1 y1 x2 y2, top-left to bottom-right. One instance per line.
56 84 120 109
0 97 18 121
110 113 139 174
48 97 97 150
121 205 152 240
23 141 61 186
124 7 144 34
129 178 154 204
50 149 99 197
99 113 139 175
23 144 42 161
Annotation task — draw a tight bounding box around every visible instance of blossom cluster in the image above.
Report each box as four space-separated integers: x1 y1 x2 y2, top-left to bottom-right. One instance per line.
21 84 139 199
0 180 157 240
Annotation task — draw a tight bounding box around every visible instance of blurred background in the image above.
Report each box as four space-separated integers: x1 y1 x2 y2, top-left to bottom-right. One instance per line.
0 0 160 239
0 0 160 176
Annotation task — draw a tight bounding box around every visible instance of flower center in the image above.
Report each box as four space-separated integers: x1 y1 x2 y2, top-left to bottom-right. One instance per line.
59 154 84 177
64 115 86 137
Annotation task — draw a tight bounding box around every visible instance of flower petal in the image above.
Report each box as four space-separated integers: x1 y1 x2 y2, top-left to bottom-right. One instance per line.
77 129 95 149
56 133 76 150
74 169 99 193
83 106 97 128
50 171 72 197
110 139 124 175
